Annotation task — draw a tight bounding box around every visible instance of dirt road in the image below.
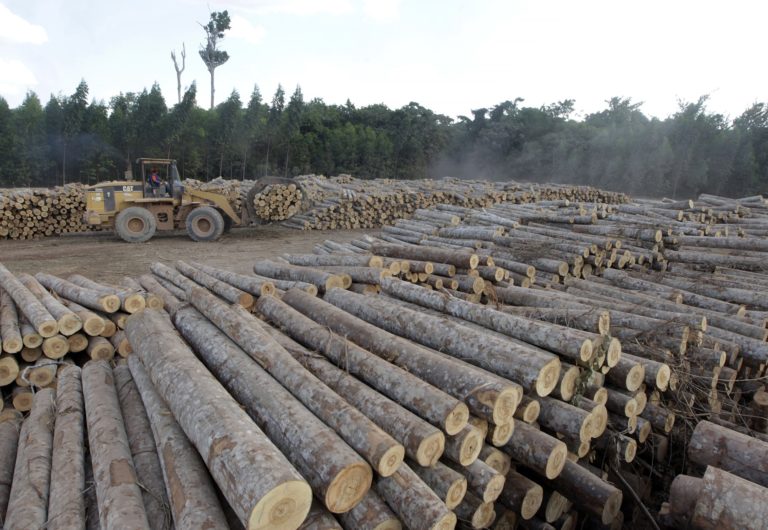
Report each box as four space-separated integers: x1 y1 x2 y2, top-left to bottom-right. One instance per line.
0 226 374 282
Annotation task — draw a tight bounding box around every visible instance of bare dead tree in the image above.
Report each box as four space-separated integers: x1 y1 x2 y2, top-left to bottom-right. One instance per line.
171 43 186 105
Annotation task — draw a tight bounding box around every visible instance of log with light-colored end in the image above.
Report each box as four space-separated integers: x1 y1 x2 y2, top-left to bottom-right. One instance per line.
36 272 120 313
444 424 484 466
488 420 515 447
446 458 505 503
67 333 88 353
515 396 541 423
412 461 467 510
455 491 494 529
0 412 22 519
0 354 19 386
478 445 511 476
688 420 768 487
605 357 645 391
502 421 567 480
11 386 33 411
0 263 58 337
42 334 69 359
338 490 402 530
66 301 106 336
0 288 23 353
376 463 457 530
87 335 115 360
498 469 543 520
29 357 57 387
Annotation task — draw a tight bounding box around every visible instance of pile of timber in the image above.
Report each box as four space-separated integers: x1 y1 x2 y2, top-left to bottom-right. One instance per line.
184 177 246 213
251 183 304 221
0 184 94 240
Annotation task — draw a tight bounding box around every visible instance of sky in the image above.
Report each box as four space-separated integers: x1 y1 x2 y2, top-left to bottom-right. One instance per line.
0 0 766 121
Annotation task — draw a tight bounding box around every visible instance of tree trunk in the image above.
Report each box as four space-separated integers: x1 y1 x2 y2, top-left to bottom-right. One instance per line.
209 67 215 110
0 263 58 337
282 287 520 426
68 274 146 314
497 469 543 520
138 274 184 314
64 300 106 337
445 458 505 503
688 420 768 487
502 421 567 480
0 413 22 521
375 463 457 530
443 424 484 466
36 272 120 313
191 262 276 297
454 491 495 529
337 490 402 530
124 309 312 530
187 288 404 476
262 292 469 435
322 286 560 396
150 262 199 293
0 289 22 353
690 466 768 529
82 360 150 529
253 260 344 292
47 364 86 530
370 242 480 269
127 354 230 529
113 363 171 529
4 388 56 529
175 260 254 308
411 461 467 509
18 273 83 336
172 305 373 513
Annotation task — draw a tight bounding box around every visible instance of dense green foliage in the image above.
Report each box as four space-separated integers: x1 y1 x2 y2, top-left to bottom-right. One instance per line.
0 81 766 198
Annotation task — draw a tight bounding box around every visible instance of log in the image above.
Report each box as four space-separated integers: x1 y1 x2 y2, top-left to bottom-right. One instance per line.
138 274 185 314
689 466 768 529
253 260 344 292
82 360 150 530
502 421 567 480
381 277 599 368
120 276 164 310
124 309 313 529
535 397 593 443
370 243 479 270
454 491 494 529
189 288 405 477
412 461 467 509
0 355 19 386
446 458 505 503
444 424 484 466
47 364 85 530
191 262 276 297
299 500 343 530
375 463 457 530
113 363 172 529
0 288 22 353
175 261 254 308
172 306 374 512
0 263 58 337
337 490 402 530
497 469 544 520
688 420 768 487
281 288 516 426
41 333 69 359
478 445 512 476
64 300 106 336
11 386 33 411
0 413 21 521
127 355 230 529
4 388 55 529
87 335 115 360
323 286 560 396
36 272 120 313
20 314 43 348
68 274 146 314
18 273 83 335
283 253 384 269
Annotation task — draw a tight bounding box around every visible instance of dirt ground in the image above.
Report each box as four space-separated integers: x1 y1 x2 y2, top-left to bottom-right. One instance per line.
0 226 375 283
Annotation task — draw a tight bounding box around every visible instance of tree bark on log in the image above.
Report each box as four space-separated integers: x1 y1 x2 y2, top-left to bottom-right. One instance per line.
375 463 457 530
124 309 313 530
502 421 567 480
138 274 184 314
127 354 230 529
120 276 164 310
454 490 494 529
190 262 276 297
281 288 516 427
535 397 592 443
412 461 467 509
0 289 22 353
299 500 343 530
4 388 55 529
18 273 82 336
323 286 559 396
113 363 171 529
36 272 120 313
284 253 384 269
0 413 21 522
68 274 146 314
381 277 595 368
689 466 768 529
443 424 484 466
497 469 544 520
337 490 402 530
688 420 768 487
253 260 344 292
478 445 511 476
370 243 479 270
172 306 374 513
0 355 19 386
64 300 106 337
175 261 254 308
0 263 58 337
47 364 85 530
82 360 150 530
445 458 505 503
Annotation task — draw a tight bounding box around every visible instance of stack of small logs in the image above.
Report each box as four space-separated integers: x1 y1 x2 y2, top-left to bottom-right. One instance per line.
0 262 162 416
251 183 304 221
0 184 93 240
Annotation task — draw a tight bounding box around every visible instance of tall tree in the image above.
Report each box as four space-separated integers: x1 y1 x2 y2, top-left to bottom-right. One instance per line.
61 80 89 184
171 43 186 105
198 10 231 110
264 84 285 174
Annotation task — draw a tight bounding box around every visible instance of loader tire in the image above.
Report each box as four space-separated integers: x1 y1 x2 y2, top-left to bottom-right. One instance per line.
115 207 157 243
186 206 225 242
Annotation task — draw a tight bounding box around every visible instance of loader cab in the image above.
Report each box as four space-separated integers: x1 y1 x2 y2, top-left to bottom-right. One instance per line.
136 158 184 200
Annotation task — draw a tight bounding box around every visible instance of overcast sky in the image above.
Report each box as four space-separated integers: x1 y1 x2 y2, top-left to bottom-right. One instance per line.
0 0 765 120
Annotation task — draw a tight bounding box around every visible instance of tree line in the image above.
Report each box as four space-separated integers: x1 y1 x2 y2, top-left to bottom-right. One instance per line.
0 80 766 198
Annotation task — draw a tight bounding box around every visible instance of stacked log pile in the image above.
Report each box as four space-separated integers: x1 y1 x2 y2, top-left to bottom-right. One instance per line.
1 189 767 529
251 183 304 221
0 184 94 240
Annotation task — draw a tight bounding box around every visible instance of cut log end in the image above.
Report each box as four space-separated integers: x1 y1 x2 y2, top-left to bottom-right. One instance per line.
601 490 623 525
536 359 561 397
58 313 83 336
456 426 484 466
489 421 515 447
545 441 568 479
37 319 59 338
624 439 637 463
626 365 645 392
598 312 611 335
325 462 373 514
377 444 406 477
81 315 106 336
247 480 312 530
606 339 621 368
416 431 446 467
469 255 480 269
592 388 608 406
656 364 671 391
521 484 544 520
445 402 470 436
445 476 468 510
579 340 594 363
99 294 121 313
433 511 458 530
3 336 22 353
42 335 69 359
124 294 147 314
494 387 522 425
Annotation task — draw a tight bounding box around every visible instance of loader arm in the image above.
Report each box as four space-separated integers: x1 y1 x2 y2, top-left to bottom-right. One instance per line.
185 189 241 225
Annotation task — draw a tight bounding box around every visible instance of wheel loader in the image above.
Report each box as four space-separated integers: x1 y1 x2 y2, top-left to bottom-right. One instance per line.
83 158 300 243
